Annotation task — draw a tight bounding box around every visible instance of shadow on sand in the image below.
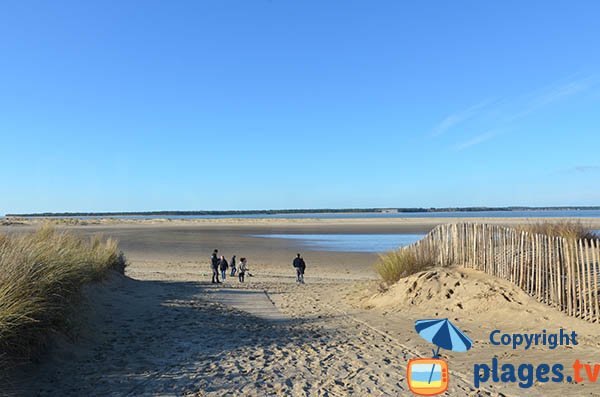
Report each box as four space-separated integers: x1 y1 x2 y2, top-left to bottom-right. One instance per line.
17 276 338 396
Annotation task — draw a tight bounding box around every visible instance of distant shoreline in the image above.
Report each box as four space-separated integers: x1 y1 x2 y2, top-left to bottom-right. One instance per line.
3 216 600 232
6 206 600 217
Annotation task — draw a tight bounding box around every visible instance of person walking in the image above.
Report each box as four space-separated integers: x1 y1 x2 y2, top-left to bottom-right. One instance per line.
219 255 229 281
211 249 221 284
238 257 248 283
230 255 237 277
293 253 306 284
299 256 306 284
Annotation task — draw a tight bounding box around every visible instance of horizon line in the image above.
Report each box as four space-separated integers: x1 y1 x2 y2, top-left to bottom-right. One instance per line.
5 206 600 217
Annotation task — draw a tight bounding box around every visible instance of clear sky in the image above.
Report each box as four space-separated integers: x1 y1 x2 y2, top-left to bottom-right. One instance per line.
1 1 599 214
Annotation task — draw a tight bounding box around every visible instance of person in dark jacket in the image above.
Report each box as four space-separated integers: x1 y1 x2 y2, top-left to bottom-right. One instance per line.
230 255 237 277
219 255 229 281
211 249 221 284
293 253 306 284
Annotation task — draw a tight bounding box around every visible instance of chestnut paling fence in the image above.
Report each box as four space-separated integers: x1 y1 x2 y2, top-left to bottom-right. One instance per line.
403 223 600 323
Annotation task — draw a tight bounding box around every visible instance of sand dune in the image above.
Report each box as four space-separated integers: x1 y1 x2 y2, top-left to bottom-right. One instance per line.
361 267 600 396
365 267 533 315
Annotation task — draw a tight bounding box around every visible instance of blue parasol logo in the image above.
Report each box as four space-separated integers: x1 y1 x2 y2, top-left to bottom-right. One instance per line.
415 318 473 357
407 318 473 396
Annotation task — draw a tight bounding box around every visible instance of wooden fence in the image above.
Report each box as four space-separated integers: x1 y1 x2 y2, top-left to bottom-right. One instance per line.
404 223 600 323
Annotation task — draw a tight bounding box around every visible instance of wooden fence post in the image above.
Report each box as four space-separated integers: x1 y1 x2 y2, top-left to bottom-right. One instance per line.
564 238 573 317
400 223 597 323
592 239 600 323
584 240 594 321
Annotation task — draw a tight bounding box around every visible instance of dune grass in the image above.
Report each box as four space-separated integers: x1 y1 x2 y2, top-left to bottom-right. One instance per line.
0 225 126 364
376 221 598 285
374 249 436 284
516 220 599 240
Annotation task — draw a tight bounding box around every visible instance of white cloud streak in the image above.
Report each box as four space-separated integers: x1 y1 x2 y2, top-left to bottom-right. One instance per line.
507 76 598 122
446 75 597 151
453 131 497 151
430 100 492 137
571 165 600 173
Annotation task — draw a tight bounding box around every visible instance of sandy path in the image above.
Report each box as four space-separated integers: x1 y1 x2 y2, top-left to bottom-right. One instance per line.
22 269 492 396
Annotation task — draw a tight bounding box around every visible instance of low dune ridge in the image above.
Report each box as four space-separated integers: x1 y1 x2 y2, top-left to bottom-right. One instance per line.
365 267 532 315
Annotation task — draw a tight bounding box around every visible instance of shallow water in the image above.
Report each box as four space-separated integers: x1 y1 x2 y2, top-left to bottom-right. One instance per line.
252 233 425 253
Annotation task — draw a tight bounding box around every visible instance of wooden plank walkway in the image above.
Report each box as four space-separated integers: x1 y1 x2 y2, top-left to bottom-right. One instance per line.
202 288 287 321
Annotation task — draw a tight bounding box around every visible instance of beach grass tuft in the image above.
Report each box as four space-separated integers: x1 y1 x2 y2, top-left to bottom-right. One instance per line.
516 220 599 240
374 249 435 284
0 225 126 365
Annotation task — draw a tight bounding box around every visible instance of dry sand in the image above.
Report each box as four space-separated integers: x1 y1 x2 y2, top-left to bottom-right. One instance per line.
5 218 600 396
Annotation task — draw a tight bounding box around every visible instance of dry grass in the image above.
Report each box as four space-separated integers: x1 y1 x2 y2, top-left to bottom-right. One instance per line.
0 225 126 364
375 221 598 286
374 249 436 284
516 221 599 240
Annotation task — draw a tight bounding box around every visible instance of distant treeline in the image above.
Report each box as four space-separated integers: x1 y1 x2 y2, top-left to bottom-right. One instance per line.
6 206 600 217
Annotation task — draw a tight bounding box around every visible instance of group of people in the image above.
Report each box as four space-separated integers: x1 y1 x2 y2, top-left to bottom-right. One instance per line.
209 250 307 284
210 249 249 283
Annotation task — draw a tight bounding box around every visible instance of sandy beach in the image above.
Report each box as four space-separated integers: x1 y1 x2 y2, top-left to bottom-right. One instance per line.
6 218 600 396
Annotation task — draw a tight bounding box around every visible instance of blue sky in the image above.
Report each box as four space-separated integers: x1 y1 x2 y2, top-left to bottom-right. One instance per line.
1 1 599 214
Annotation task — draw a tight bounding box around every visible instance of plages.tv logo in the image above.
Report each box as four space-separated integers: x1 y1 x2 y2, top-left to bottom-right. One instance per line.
407 318 473 396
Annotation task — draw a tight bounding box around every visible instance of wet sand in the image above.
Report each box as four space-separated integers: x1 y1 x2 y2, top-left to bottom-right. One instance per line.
5 216 599 276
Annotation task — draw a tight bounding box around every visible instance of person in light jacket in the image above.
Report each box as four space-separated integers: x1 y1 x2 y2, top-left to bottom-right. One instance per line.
238 257 248 283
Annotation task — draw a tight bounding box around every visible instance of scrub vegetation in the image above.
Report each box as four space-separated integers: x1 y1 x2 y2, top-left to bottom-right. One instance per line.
374 249 436 284
516 221 599 241
0 225 126 365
